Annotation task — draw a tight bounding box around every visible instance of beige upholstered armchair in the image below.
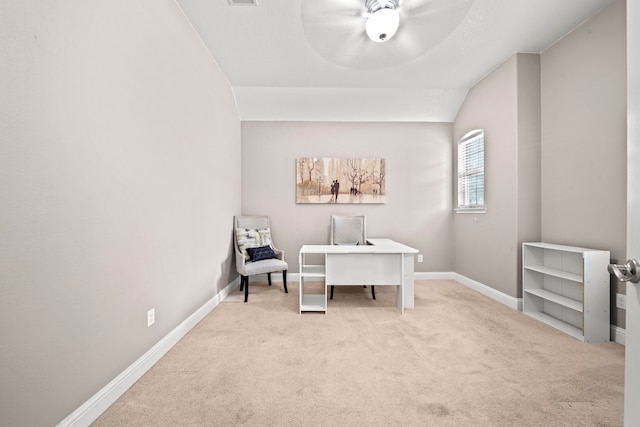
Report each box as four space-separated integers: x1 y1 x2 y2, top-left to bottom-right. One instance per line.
234 215 288 302
329 214 375 300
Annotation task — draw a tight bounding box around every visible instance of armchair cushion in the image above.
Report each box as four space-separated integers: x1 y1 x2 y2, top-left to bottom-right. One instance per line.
241 257 288 276
247 245 276 262
235 227 273 261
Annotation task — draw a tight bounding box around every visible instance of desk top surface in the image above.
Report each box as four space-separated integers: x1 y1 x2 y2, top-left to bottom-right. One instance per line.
300 238 418 254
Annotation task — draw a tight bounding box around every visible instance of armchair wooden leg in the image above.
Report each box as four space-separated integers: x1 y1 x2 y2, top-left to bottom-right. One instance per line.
330 285 334 300
371 285 376 300
244 276 249 303
267 273 272 286
282 270 288 293
239 275 245 292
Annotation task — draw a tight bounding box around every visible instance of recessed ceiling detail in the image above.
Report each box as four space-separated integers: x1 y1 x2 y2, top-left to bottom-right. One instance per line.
300 0 473 69
177 0 616 122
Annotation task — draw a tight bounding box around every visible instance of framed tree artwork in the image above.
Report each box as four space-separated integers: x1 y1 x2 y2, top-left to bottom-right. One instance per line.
296 157 386 204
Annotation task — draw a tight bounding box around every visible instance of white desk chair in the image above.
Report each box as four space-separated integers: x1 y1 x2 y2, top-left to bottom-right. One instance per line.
329 215 375 300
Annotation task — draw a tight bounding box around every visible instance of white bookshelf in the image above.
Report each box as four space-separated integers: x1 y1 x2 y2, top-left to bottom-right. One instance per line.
298 252 326 313
522 242 610 342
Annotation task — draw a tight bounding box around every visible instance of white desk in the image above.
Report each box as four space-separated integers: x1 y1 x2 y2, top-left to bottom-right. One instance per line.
298 238 418 314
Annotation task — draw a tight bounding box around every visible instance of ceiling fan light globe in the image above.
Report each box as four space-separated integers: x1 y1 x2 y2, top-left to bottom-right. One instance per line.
365 8 400 43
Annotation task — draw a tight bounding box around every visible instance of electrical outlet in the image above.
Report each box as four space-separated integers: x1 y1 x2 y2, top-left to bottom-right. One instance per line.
417 254 423 263
147 308 155 327
616 293 626 310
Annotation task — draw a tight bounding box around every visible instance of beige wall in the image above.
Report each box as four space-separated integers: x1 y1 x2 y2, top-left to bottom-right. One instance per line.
451 0 625 309
517 54 544 288
0 1 241 425
0 0 627 425
541 0 627 327
453 54 542 298
241 121 453 273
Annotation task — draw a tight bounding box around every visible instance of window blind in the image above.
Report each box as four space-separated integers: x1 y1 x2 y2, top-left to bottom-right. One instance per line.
457 129 484 209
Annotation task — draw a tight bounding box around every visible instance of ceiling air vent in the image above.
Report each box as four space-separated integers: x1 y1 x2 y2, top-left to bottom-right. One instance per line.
228 0 257 5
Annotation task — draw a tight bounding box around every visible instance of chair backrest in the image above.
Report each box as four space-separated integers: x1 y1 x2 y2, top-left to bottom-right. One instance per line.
234 216 276 262
235 215 270 230
330 215 366 245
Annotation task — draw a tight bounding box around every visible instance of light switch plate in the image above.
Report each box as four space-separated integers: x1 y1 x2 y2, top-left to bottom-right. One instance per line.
147 308 155 327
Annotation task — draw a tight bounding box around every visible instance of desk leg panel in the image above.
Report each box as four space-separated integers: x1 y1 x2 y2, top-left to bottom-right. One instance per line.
403 253 414 309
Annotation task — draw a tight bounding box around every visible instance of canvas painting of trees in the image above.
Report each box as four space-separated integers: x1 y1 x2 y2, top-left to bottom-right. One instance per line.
296 157 386 204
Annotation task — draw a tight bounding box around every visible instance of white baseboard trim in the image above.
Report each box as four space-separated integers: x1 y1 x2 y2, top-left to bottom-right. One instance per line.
57 278 240 427
449 272 522 311
415 271 457 281
61 269 627 426
246 273 290 283
290 271 523 309
416 272 627 346
296 270 628 345
610 325 626 345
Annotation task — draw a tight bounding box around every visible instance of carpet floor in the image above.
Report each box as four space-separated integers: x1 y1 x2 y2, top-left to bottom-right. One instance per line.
93 280 624 426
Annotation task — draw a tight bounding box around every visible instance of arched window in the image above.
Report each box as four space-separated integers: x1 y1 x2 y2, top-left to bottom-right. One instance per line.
457 129 485 211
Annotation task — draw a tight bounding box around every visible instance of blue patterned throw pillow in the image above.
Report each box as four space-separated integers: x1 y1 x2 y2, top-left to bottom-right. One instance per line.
247 245 276 262
236 228 273 261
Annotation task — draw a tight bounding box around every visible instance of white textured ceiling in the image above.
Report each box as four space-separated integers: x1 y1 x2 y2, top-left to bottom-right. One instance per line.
177 0 615 122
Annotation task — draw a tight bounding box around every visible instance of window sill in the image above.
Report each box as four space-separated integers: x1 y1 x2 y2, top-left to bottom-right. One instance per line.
454 207 487 214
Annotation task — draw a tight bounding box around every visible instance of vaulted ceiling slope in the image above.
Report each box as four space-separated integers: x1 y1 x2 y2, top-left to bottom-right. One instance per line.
177 0 615 122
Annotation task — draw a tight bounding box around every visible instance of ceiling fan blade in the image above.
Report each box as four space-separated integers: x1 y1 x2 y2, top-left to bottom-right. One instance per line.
405 0 473 23
300 0 368 66
300 0 474 69
391 0 473 58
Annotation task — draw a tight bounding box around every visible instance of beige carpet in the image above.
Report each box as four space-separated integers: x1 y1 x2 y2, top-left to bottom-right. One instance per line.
93 280 625 426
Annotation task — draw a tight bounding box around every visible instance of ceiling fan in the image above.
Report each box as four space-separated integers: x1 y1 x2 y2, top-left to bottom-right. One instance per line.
300 0 474 69
364 0 402 43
